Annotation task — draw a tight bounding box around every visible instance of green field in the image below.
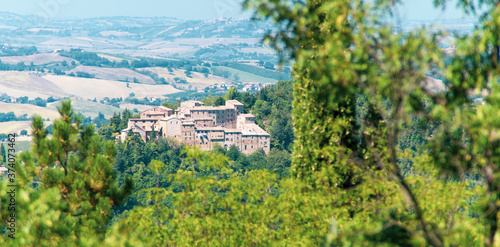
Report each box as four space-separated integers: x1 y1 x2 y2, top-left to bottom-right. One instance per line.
213 66 277 84
0 140 32 153
12 140 31 152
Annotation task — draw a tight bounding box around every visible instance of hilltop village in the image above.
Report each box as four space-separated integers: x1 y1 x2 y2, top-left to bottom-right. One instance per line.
120 100 270 154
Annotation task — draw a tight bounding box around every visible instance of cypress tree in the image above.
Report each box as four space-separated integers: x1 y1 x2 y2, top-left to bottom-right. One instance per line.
0 143 5 165
150 125 156 140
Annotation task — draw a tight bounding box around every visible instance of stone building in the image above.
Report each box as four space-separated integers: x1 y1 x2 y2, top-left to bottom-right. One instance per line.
121 100 270 154
140 106 174 119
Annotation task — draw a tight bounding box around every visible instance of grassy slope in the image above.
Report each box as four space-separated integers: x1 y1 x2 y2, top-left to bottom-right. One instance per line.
0 140 31 153
0 121 51 135
213 66 277 84
0 54 77 65
67 66 156 84
42 75 181 100
119 103 154 112
0 71 68 99
140 67 232 90
47 100 121 119
0 102 61 120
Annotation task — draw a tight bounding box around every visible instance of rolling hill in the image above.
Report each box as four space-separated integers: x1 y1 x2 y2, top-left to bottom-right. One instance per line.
139 67 233 90
0 71 68 98
67 66 156 84
0 53 77 65
0 102 60 120
47 99 122 119
0 71 181 100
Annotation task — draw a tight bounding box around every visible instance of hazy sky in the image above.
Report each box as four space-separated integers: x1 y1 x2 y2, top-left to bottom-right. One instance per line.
2 0 469 21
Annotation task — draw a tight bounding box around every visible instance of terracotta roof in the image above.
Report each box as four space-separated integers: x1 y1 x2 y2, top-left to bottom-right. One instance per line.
130 118 159 121
239 114 255 118
224 129 241 133
193 117 214 121
161 116 181 121
226 100 244 106
140 106 172 113
196 127 225 131
240 124 269 136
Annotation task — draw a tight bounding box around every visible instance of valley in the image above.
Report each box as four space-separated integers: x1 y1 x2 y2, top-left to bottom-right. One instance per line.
0 12 290 135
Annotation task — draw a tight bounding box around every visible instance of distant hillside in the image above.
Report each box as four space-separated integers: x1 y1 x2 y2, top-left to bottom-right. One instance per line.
0 70 181 100
0 53 76 65
0 12 276 60
0 102 60 120
68 66 156 84
47 99 121 119
0 12 269 40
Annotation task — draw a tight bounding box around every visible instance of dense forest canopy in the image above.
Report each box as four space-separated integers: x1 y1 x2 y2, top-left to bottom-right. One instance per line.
1 0 500 246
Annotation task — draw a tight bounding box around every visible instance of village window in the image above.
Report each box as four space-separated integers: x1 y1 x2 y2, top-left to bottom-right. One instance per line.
245 145 247 150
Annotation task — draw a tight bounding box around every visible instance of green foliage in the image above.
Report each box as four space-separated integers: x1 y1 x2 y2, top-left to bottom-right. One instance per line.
201 95 226 106
114 146 321 245
242 0 500 246
0 112 29 123
226 62 289 80
59 49 113 67
0 143 5 164
0 100 133 246
252 81 294 151
213 96 225 106
162 99 181 110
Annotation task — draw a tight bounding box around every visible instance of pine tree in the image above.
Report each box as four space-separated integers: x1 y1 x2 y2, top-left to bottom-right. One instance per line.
0 100 133 246
110 112 121 132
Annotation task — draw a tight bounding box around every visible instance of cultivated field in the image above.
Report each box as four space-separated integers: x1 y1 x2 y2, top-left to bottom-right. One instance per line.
0 53 77 65
0 121 51 135
0 102 61 120
0 71 68 99
47 99 123 119
38 37 145 53
212 66 277 84
119 103 153 112
68 66 156 84
100 31 134 37
43 75 181 100
140 67 232 90
98 54 125 63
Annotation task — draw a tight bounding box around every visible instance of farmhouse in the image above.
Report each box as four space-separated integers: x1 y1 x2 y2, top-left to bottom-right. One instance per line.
120 99 270 154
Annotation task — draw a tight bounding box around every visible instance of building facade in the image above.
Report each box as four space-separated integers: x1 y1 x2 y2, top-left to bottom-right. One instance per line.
121 100 270 154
